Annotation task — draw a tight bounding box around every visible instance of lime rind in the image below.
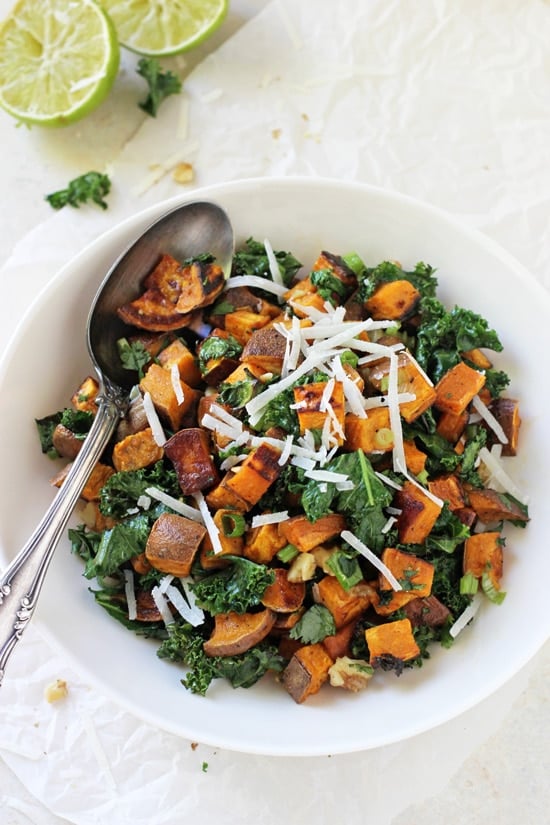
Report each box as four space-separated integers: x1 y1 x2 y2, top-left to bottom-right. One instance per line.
100 0 229 57
0 0 120 128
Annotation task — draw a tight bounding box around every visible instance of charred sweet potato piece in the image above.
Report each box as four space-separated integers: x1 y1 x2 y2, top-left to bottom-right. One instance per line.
224 309 272 346
462 348 493 370
427 473 466 511
436 409 469 443
434 362 485 415
134 589 166 623
261 568 306 613
71 376 99 414
52 424 84 460
345 408 394 453
208 285 272 325
199 509 244 569
244 521 287 564
157 338 202 387
312 250 357 287
175 259 226 314
117 255 199 331
205 478 250 513
373 548 434 616
364 280 420 321
395 481 443 544
140 363 199 431
145 512 206 576
112 427 164 472
279 513 346 553
313 576 372 629
322 619 358 660
403 595 451 628
221 443 282 509
130 551 152 576
164 428 218 494
283 277 327 318
282 643 334 703
463 531 504 590
203 609 276 657
365 618 420 669
467 488 529 525
368 351 437 423
241 325 288 375
294 380 345 443
487 398 521 456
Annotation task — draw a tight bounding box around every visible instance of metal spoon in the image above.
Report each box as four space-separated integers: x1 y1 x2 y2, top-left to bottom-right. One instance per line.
0 199 234 684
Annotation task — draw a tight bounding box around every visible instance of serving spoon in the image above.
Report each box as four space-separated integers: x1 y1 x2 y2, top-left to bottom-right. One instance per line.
0 199 234 684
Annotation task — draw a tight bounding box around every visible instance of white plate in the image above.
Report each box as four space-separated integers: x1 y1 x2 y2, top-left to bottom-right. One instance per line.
1 177 549 756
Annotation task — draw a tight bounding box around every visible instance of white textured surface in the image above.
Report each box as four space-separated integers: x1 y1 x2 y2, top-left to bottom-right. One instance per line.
0 0 549 822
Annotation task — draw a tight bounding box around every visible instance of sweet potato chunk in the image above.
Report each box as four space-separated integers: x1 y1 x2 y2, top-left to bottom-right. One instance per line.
145 513 206 576
112 427 164 472
403 439 427 476
467 488 529 525
50 461 114 502
365 618 420 669
434 362 485 415
164 428 218 494
244 522 287 564
283 277 327 318
203 609 276 657
345 408 394 453
199 508 244 569
395 481 443 544
157 338 202 387
488 398 521 456
222 443 282 509
322 620 358 660
311 250 357 287
463 531 504 590
140 363 199 431
403 595 451 628
294 380 345 443
427 473 466 511
224 309 272 346
436 409 469 443
282 643 334 703
241 326 288 375
368 351 437 423
364 279 420 321
278 513 346 553
52 424 84 460
313 576 372 629
71 376 99 414
261 568 306 613
373 548 434 615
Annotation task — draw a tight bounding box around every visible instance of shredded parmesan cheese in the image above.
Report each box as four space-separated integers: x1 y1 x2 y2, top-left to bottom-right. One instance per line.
124 569 137 621
142 391 166 446
193 491 224 554
251 511 289 527
263 238 284 285
225 275 287 298
341 530 403 591
170 364 185 405
478 447 529 505
151 586 175 626
165 584 204 627
449 593 483 638
145 487 203 522
471 395 509 444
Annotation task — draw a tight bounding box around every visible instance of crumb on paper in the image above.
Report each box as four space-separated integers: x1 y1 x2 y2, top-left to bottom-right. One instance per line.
172 162 194 184
301 112 309 121
190 742 199 751
272 128 282 140
44 679 68 703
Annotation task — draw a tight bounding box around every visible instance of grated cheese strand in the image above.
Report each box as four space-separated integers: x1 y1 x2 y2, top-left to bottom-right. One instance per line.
142 391 166 446
170 363 185 405
341 530 403 591
193 491 224 555
145 487 203 522
471 395 509 444
123 569 137 621
263 238 284 285
151 586 175 626
251 511 289 527
225 275 287 298
478 447 529 505
387 352 407 473
165 584 204 627
449 593 483 638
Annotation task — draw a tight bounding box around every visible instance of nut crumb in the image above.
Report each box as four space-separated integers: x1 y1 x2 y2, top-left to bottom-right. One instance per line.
44 679 68 703
172 162 194 184
272 128 282 140
190 742 199 750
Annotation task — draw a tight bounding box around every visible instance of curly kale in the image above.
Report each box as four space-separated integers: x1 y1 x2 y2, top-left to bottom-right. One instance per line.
137 57 182 117
357 260 438 303
99 461 180 519
45 171 111 211
233 237 302 287
191 557 275 615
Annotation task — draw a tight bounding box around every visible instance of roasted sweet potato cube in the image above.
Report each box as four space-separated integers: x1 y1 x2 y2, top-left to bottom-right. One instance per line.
395 481 443 544
312 250 356 284
52 424 84 460
403 595 451 628
261 568 306 612
313 576 372 629
488 398 521 456
467 488 529 525
157 338 202 387
203 609 276 657
364 279 420 321
373 548 434 615
222 361 267 385
434 362 485 415
283 277 327 318
294 380 345 444
117 254 198 331
140 363 199 431
175 259 226 315
427 473 466 511
368 351 437 423
241 326 288 375
223 443 282 508
463 531 504 589
282 643 334 703
436 409 469 443
51 461 115 502
224 309 272 346
71 376 99 414
130 551 152 576
345 408 394 453
112 427 164 472
205 478 250 512
208 286 278 328
244 521 287 563
462 348 493 370
145 513 206 576
164 428 218 494
278 513 346 553
403 439 427 476
365 618 420 668
322 620 358 660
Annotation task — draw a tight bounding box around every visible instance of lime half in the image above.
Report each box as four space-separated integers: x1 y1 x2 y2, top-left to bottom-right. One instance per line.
0 0 120 128
100 0 228 57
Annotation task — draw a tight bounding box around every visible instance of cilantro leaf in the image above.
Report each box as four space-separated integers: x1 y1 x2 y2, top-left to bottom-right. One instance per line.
289 604 336 644
45 171 111 210
137 57 182 117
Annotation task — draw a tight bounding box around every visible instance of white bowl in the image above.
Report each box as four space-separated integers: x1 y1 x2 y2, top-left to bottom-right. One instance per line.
1 177 548 756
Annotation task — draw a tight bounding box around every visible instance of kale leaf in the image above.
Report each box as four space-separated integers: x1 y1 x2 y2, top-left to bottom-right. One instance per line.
137 57 182 117
198 334 242 374
191 557 275 614
35 411 62 457
45 171 111 210
357 260 438 302
310 268 350 307
99 461 180 519
233 237 302 287
84 513 151 579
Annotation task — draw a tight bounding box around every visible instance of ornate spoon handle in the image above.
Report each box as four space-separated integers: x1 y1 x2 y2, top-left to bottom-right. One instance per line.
0 397 121 684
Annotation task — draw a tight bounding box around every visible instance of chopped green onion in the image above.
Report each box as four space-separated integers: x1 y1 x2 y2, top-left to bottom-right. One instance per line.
481 571 506 604
221 513 246 538
459 572 479 595
342 251 366 275
277 543 299 563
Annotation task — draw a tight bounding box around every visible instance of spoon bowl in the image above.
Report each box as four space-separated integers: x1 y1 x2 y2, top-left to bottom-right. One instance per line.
0 199 234 683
